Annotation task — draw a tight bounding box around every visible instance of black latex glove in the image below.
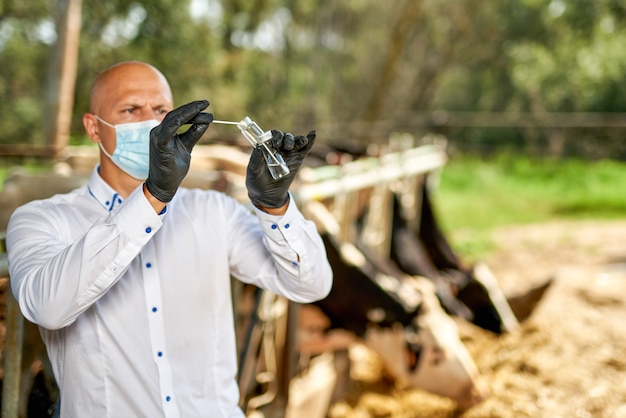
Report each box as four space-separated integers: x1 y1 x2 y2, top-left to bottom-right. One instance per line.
145 100 213 202
246 129 316 208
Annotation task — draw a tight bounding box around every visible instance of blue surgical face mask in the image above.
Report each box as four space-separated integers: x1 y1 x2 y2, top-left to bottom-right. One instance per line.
96 116 160 180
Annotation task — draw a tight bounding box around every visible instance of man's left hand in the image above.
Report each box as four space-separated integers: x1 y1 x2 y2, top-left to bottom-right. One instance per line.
246 129 316 209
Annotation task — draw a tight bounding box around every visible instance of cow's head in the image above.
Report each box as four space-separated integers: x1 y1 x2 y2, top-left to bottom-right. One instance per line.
365 278 488 409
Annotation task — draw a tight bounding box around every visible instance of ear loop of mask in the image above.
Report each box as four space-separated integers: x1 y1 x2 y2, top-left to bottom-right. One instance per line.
95 115 115 128
94 115 116 160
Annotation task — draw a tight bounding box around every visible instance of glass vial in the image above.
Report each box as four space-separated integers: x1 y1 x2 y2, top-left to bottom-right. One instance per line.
237 116 290 179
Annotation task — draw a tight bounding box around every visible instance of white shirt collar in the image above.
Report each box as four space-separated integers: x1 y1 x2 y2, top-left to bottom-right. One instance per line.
87 166 125 212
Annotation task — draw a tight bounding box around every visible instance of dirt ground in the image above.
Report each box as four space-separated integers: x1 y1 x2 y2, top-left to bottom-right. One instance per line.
327 219 626 418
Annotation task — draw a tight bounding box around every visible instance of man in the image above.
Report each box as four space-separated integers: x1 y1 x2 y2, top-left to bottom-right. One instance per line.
6 61 333 417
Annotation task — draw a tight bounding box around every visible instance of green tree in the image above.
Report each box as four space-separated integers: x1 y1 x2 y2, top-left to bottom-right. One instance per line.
0 0 55 146
1 0 625 158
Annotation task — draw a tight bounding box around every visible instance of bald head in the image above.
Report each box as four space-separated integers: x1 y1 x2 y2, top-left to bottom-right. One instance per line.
89 61 173 115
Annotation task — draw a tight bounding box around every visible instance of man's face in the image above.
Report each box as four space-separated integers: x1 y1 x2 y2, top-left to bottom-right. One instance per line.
91 63 174 156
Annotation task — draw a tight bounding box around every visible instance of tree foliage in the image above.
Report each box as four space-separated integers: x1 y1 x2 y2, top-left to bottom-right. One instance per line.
1 0 625 156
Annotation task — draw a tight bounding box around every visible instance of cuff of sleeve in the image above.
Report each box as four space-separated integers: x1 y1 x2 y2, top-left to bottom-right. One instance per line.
113 185 164 244
253 193 299 239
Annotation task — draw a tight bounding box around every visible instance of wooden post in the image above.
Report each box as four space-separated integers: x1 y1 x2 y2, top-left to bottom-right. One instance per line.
1 234 24 418
43 0 82 158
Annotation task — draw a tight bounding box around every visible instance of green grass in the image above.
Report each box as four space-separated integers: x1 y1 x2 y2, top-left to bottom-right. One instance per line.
0 166 10 187
433 155 626 261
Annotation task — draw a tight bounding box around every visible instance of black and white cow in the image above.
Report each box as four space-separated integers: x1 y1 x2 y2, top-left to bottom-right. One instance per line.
301 202 488 409
388 177 520 334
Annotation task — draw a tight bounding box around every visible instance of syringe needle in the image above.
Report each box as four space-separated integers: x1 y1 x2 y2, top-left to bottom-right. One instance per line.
212 120 239 125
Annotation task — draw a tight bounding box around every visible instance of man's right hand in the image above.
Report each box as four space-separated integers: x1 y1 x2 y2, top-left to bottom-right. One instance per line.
246 129 316 210
145 100 213 203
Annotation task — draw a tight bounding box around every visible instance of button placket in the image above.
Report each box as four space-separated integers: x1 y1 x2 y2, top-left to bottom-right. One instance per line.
140 249 179 417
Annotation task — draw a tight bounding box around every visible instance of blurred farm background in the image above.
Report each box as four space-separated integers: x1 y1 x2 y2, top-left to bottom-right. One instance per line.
2 1 626 417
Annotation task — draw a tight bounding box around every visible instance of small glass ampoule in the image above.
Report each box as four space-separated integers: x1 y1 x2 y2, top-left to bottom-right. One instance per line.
236 117 290 180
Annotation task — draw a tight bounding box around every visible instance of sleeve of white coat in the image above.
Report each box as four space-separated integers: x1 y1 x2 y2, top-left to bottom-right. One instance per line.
6 186 163 330
248 195 333 303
